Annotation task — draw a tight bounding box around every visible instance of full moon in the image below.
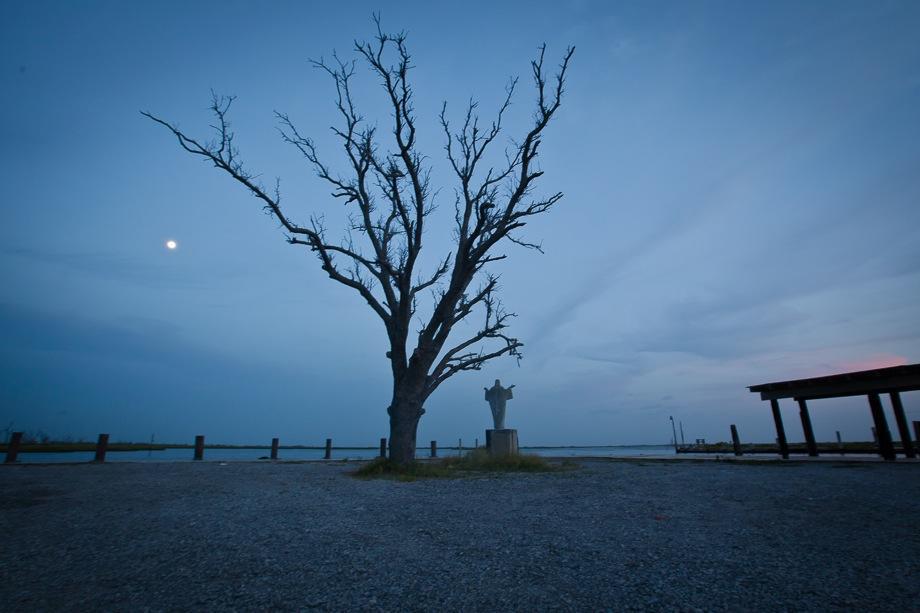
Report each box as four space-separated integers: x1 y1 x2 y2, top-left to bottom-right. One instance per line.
165 240 177 250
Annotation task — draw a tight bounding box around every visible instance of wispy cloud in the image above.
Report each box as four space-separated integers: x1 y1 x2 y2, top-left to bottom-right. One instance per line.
0 301 214 368
1 246 237 289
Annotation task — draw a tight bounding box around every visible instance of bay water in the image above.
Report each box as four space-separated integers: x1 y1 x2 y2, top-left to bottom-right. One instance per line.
12 444 675 463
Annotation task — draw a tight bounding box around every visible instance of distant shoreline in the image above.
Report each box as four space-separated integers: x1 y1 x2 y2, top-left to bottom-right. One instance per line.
0 441 673 453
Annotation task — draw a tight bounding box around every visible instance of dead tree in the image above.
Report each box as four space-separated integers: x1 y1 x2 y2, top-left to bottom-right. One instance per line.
144 21 573 465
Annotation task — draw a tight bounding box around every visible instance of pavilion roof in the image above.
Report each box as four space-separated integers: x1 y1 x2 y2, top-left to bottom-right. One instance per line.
748 363 920 401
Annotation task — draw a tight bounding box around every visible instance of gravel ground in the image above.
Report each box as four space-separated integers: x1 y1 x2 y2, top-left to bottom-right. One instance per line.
1 458 918 611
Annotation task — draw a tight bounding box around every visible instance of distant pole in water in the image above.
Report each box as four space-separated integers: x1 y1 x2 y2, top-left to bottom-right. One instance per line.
148 433 154 458
324 438 332 460
193 435 205 461
669 416 678 452
679 421 685 446
836 430 843 455
458 438 462 456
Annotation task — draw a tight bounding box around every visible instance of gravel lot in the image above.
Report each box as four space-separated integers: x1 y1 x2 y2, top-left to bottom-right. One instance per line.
1 458 918 611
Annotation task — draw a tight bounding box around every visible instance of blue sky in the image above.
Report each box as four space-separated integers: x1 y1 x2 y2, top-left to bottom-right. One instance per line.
2 0 919 446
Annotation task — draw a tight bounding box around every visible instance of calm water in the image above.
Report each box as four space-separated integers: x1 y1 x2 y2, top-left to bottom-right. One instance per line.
11 445 676 463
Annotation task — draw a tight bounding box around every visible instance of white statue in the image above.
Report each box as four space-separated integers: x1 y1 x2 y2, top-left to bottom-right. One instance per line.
484 379 515 430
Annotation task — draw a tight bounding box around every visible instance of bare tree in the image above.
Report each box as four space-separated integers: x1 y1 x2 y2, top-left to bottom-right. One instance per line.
144 21 573 465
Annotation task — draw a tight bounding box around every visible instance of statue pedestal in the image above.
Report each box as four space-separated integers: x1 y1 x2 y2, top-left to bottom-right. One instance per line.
486 429 519 457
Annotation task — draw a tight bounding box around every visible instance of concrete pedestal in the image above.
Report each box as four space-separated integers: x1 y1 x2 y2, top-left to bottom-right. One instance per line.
486 429 519 457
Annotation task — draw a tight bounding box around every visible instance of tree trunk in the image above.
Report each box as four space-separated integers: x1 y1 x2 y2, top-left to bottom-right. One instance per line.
388 394 424 465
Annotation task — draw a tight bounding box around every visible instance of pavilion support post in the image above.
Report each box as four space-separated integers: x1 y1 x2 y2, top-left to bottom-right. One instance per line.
797 399 819 457
867 393 896 461
730 425 742 456
889 392 915 459
770 399 789 459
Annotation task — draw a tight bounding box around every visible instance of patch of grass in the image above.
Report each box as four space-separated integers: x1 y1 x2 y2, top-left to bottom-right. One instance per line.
441 448 557 472
351 457 451 481
351 449 573 481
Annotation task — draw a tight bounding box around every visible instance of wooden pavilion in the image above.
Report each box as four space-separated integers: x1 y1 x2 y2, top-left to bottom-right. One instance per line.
749 363 920 461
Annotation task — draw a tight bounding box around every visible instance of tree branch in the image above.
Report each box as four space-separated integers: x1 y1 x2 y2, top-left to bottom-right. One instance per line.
144 28 573 404
142 97 392 325
424 278 522 395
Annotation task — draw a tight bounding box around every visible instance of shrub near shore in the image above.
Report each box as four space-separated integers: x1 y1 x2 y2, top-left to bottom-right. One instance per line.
352 449 574 481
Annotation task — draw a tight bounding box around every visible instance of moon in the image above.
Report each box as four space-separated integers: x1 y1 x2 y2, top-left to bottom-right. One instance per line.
165 240 178 250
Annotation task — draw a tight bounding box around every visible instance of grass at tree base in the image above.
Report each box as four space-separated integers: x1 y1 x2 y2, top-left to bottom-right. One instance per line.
352 448 576 481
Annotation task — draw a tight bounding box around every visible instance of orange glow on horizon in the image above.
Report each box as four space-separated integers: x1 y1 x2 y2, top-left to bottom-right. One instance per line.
835 354 909 373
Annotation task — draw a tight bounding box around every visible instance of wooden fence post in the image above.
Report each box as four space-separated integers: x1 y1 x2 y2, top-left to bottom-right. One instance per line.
379 437 387 458
4 431 23 464
324 438 332 460
194 435 204 461
430 440 437 458
270 437 279 460
94 433 109 463
730 425 742 456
